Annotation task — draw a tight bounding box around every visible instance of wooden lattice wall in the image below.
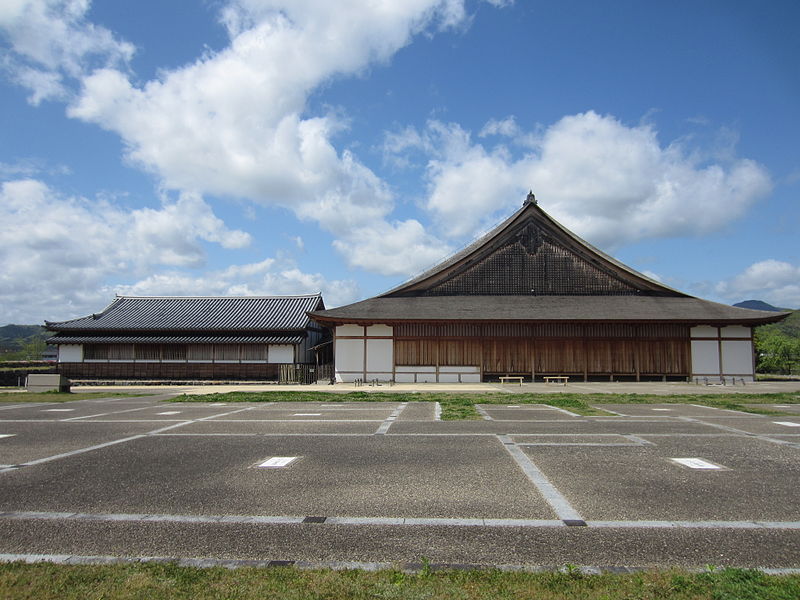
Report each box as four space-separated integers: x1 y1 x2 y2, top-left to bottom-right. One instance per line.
393 322 690 379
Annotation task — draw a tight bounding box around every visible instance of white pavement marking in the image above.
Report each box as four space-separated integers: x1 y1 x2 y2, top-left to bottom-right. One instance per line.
678 416 800 449
293 413 322 416
670 458 725 470
0 406 255 475
434 402 442 421
42 408 74 412
0 434 16 439
3 510 799 531
60 405 160 421
0 404 34 411
475 405 493 420
375 402 408 435
588 407 627 416
0 434 149 473
774 421 800 427
546 406 581 417
623 435 656 446
157 411 182 415
497 435 584 523
588 520 800 529
256 457 299 468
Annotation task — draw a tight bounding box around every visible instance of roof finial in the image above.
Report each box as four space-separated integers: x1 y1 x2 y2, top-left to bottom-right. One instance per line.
524 190 537 206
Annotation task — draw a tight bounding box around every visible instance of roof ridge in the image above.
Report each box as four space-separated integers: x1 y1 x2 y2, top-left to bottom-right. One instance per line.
113 293 322 299
379 204 527 297
380 197 685 298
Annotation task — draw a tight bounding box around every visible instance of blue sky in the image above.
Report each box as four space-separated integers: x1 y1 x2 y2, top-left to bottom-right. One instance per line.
1 0 798 324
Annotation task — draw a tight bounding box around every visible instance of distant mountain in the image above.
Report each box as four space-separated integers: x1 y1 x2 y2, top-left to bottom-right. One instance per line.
733 300 784 312
0 324 49 355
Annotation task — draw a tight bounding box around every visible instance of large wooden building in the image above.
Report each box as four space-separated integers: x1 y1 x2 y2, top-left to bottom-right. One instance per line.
309 194 788 383
47 294 328 381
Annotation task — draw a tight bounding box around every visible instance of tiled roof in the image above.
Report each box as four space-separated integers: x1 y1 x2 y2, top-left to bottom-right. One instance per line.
309 295 790 325
47 334 303 345
382 201 685 298
46 295 324 331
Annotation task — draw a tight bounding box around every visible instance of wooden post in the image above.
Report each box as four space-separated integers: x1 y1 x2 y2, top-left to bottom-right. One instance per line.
530 338 535 382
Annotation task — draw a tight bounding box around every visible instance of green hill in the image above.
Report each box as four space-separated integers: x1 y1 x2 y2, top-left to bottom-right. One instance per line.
0 324 50 360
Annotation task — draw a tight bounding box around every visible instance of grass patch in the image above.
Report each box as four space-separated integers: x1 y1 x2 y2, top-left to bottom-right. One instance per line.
0 391 153 403
170 390 800 420
0 562 798 600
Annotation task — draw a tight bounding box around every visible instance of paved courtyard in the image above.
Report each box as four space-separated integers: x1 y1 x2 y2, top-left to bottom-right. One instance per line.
0 388 798 570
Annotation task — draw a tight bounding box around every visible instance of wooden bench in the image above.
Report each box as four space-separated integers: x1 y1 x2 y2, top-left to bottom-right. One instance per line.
543 376 569 385
499 376 524 386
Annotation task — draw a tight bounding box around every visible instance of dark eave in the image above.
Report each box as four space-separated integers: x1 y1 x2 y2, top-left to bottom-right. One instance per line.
309 296 790 327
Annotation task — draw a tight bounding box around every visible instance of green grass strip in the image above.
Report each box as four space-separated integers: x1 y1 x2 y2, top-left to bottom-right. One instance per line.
0 562 798 600
169 390 800 420
0 391 154 403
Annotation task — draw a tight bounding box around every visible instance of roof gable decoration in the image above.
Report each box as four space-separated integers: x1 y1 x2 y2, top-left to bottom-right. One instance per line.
384 199 683 298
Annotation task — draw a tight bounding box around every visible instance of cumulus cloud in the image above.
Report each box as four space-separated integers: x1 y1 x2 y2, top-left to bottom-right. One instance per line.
0 178 358 322
715 260 800 309
478 116 520 138
332 219 451 276
0 0 134 104
114 260 360 311
59 0 482 276
0 178 256 322
388 111 773 248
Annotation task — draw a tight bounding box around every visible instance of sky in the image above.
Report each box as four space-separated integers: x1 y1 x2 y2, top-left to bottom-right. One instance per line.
1 0 798 325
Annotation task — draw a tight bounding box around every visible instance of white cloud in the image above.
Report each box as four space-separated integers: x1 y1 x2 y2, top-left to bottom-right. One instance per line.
114 260 360 311
715 260 800 309
390 111 773 248
60 0 484 276
0 0 134 104
0 179 253 322
332 219 451 276
479 116 519 138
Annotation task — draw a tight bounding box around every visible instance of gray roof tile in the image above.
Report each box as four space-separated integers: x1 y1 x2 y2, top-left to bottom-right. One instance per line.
46 295 324 331
47 334 303 345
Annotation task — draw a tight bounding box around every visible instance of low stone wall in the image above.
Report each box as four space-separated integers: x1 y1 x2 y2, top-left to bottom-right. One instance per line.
57 362 282 381
0 366 57 387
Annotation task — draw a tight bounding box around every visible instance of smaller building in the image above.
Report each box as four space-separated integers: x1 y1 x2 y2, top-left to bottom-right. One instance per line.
46 295 328 381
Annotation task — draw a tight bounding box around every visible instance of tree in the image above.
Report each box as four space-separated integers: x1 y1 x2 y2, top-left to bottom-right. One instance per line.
755 329 800 375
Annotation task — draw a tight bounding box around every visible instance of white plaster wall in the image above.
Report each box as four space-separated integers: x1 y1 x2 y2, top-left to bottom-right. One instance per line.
268 345 294 364
59 345 82 362
336 324 363 337
335 338 364 382
366 372 393 381
366 324 393 337
395 373 415 383
365 339 393 373
438 373 460 383
440 366 480 373
691 326 718 338
722 340 753 375
721 325 751 338
691 340 719 375
461 373 481 383
396 366 435 372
